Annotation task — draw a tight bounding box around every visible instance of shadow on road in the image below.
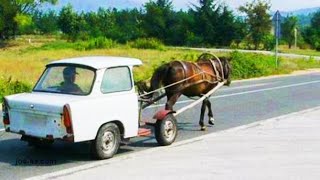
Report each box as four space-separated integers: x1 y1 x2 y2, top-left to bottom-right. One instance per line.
0 136 134 167
0 121 206 167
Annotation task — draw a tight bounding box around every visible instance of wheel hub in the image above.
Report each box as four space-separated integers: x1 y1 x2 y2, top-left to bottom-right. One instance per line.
164 121 175 141
101 131 115 153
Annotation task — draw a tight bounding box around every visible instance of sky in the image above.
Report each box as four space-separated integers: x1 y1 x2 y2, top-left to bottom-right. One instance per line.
50 0 320 12
131 0 320 11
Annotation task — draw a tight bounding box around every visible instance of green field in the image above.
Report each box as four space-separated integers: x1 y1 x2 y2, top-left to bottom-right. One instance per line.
1 36 320 101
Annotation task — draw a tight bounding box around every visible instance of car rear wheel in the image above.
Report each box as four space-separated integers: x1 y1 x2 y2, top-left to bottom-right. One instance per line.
92 123 121 160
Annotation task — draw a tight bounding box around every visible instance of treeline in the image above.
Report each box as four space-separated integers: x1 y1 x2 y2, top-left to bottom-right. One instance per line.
1 0 320 50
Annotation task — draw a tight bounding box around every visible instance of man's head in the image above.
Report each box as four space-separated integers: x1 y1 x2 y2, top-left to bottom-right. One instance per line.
63 67 77 82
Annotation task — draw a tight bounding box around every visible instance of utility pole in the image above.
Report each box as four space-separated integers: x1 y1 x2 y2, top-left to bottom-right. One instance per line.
273 10 281 68
294 28 297 49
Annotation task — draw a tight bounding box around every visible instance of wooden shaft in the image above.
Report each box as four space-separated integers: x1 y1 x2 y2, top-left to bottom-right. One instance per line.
174 82 224 116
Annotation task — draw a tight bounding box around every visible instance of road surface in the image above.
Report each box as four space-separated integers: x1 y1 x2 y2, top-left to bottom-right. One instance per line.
1 71 320 179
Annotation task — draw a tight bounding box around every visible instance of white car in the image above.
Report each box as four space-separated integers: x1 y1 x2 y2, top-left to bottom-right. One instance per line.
3 56 178 159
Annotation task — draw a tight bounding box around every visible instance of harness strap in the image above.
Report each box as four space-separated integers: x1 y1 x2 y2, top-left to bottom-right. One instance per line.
209 58 224 82
216 58 225 82
176 61 188 81
192 62 206 80
209 59 221 81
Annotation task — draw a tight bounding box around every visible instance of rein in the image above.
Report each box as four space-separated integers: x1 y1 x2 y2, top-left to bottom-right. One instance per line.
139 71 212 98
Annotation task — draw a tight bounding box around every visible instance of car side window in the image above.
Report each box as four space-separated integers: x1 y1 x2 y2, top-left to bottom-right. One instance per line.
101 66 132 94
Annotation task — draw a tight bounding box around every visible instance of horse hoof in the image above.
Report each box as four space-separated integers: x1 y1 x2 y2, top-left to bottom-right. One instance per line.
208 117 215 125
200 126 207 131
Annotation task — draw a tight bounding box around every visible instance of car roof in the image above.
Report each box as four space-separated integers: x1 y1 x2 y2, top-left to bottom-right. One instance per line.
48 56 143 69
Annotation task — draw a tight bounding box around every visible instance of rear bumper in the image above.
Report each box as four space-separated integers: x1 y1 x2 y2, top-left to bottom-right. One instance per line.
6 128 74 142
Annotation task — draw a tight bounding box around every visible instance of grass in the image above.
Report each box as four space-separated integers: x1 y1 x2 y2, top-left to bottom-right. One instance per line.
0 41 204 84
1 36 320 101
279 45 320 57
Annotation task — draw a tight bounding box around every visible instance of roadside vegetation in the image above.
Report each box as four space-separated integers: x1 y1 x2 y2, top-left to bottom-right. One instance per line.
1 37 320 102
1 0 320 101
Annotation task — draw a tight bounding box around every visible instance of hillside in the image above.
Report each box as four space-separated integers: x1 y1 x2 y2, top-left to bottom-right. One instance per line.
282 7 319 27
282 7 320 16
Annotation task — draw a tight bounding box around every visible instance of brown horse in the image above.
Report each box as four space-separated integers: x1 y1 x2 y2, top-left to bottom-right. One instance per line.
138 53 232 130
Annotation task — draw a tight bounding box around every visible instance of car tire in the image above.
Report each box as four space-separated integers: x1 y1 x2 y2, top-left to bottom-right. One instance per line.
92 123 121 160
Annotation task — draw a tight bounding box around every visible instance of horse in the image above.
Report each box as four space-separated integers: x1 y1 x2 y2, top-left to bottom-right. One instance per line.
138 53 232 131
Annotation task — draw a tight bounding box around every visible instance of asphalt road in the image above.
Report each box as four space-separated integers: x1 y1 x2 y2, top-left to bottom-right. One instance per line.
1 72 320 179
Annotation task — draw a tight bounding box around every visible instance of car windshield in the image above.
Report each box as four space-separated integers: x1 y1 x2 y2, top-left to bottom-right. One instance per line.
34 65 95 95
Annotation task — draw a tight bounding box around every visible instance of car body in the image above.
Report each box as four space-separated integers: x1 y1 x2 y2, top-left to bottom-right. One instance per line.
3 56 142 143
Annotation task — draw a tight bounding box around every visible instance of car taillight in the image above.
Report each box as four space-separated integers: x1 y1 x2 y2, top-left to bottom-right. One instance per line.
63 105 73 134
2 99 10 125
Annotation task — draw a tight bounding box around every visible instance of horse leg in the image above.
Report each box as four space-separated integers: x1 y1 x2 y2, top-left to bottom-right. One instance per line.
165 93 181 111
206 99 215 125
199 100 207 131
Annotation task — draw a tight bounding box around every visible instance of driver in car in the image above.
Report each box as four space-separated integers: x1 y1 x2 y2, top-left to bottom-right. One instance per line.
60 67 83 94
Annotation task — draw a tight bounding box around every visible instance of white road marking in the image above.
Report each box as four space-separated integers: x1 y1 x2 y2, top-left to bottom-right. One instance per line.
0 128 4 132
146 80 320 109
221 82 272 91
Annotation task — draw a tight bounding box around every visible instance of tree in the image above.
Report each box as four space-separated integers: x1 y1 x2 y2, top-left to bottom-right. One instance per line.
142 0 174 43
191 0 220 46
190 0 239 47
112 8 144 43
239 0 272 50
215 6 238 46
33 10 59 34
96 8 116 39
11 0 57 14
166 10 194 45
281 15 298 49
303 10 320 50
0 0 57 39
15 13 34 34
57 4 79 41
232 17 248 48
0 0 17 39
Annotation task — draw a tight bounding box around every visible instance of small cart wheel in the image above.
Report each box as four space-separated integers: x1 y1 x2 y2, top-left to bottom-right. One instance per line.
155 114 178 146
92 123 121 160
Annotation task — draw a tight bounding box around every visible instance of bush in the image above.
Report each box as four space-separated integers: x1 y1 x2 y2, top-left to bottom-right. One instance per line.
230 51 277 79
75 37 116 51
38 37 117 51
262 35 275 51
128 38 165 50
0 78 32 102
185 32 204 47
39 41 76 50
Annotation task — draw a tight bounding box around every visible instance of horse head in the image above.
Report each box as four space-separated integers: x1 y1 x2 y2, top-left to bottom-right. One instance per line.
219 57 232 86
